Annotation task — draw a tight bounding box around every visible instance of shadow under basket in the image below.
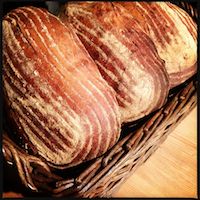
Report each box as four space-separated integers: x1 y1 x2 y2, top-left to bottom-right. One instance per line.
3 2 197 198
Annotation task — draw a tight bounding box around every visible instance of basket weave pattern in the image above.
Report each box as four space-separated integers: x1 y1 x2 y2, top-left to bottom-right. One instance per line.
3 2 197 197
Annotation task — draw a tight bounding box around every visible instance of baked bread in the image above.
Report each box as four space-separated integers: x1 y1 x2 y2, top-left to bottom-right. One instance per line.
3 2 196 169
117 2 197 88
3 6 121 168
60 2 169 123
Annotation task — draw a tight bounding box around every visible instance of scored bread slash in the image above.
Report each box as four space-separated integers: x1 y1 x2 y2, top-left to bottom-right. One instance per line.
60 2 170 123
117 2 197 88
3 6 121 168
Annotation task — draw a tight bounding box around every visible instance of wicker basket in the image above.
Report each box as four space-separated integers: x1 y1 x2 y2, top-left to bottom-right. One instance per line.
3 2 197 198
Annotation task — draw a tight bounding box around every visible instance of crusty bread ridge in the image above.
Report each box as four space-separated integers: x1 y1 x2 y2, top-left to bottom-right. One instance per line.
117 2 197 88
60 2 170 123
3 6 121 168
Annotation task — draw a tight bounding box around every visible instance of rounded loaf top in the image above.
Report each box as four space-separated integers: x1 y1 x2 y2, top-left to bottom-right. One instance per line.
3 6 121 168
60 2 170 123
117 2 197 88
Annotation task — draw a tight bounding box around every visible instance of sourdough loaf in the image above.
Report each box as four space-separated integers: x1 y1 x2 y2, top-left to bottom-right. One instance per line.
60 2 169 123
117 2 197 88
3 6 121 168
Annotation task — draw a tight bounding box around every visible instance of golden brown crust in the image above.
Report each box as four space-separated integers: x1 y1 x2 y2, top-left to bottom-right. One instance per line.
61 2 169 122
3 6 121 168
117 2 197 88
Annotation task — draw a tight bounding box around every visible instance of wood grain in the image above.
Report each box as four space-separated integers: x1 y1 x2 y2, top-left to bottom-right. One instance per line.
113 106 197 198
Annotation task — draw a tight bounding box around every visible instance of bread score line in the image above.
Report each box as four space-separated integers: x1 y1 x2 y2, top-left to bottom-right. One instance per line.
115 2 197 88
3 6 121 168
60 2 170 123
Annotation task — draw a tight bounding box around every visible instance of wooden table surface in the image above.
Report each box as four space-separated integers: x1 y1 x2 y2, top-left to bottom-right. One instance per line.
3 107 197 198
113 106 197 198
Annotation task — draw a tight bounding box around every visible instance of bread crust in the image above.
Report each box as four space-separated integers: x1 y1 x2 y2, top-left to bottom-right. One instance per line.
61 2 169 122
3 6 121 168
117 2 197 88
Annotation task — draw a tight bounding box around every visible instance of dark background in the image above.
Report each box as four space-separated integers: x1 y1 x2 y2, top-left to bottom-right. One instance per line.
3 1 61 17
